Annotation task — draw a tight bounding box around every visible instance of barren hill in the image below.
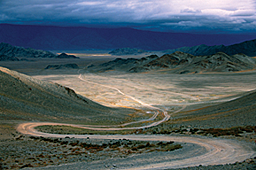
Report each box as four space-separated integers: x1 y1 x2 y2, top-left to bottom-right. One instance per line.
86 52 256 74
86 55 159 73
0 67 131 124
171 89 256 128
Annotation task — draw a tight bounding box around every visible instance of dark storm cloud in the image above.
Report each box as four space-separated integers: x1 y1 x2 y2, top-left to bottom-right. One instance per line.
180 8 202 14
0 0 256 33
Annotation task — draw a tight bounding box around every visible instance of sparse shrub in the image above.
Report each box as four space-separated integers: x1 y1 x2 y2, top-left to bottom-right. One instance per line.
157 142 163 146
60 141 68 145
165 144 182 151
70 142 78 146
137 144 146 149
240 126 254 132
166 141 174 144
201 126 255 137
131 146 138 151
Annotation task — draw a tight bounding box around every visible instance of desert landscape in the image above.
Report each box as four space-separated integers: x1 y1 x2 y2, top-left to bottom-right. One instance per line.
1 42 256 169
1 1 256 169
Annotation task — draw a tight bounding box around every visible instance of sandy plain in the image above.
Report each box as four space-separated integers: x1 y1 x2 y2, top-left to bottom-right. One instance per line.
28 54 256 112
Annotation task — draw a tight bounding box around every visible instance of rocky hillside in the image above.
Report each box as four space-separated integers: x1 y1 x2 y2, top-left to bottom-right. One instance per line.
165 39 256 56
0 67 131 123
0 43 79 60
0 54 19 61
86 52 256 74
139 52 256 73
172 89 256 128
130 52 194 73
86 55 159 73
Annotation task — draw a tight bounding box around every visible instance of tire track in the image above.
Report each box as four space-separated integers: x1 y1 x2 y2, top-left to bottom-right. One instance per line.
77 73 174 129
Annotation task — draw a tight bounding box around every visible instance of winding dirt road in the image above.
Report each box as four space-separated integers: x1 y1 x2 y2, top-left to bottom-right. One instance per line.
17 122 256 169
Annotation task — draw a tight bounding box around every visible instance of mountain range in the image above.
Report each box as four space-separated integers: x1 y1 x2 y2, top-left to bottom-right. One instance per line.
86 52 256 74
165 39 256 57
109 39 256 57
1 24 256 51
0 43 79 61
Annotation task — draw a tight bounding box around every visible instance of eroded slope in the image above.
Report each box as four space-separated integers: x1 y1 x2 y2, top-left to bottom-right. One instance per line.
0 67 132 124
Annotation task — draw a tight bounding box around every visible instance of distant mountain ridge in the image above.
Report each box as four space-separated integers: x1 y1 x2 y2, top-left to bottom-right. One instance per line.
109 48 146 55
86 52 256 74
165 39 256 57
1 24 256 51
142 52 255 73
110 39 256 57
0 43 79 60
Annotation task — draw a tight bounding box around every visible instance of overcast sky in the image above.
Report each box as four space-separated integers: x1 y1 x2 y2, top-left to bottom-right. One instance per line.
0 0 256 33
